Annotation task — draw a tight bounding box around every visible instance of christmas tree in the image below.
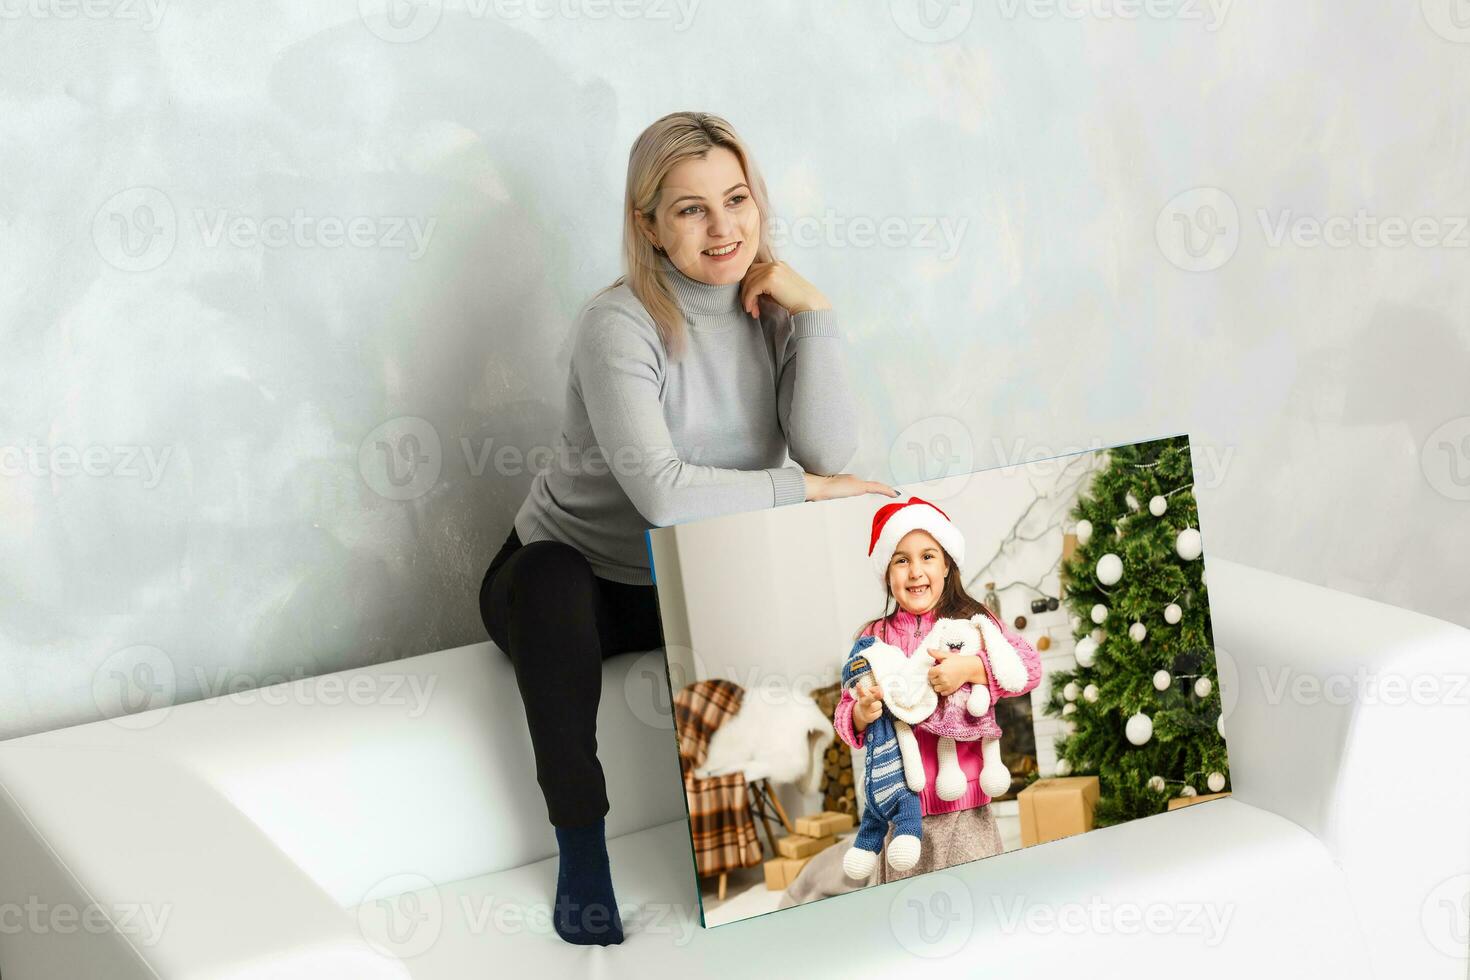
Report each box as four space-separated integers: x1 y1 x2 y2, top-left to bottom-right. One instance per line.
1043 435 1230 825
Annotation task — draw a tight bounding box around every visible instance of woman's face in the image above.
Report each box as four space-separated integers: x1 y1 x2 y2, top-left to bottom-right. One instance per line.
638 145 761 286
888 529 949 616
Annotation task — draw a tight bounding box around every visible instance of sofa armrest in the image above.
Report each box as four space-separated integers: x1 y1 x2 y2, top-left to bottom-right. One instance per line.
0 745 410 980
1209 556 1470 976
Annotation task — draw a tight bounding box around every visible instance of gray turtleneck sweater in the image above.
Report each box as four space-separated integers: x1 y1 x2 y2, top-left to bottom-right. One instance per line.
512 254 859 585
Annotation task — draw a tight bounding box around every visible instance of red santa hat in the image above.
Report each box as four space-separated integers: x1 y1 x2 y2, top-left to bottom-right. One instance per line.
867 496 965 580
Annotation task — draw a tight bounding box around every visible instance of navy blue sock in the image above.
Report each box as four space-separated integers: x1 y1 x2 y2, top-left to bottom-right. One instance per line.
552 817 624 946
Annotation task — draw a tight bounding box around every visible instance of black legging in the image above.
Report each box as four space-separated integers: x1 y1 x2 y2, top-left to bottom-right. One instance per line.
478 527 663 828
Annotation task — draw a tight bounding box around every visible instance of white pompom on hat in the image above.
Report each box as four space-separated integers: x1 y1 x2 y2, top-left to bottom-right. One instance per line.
867 495 965 580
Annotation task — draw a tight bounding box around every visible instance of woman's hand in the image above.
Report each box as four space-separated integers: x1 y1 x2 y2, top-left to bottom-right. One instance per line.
804 472 900 502
927 647 988 696
741 260 831 319
852 681 885 733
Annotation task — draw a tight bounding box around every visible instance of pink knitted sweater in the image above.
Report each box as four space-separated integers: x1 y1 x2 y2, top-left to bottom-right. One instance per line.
833 604 1042 814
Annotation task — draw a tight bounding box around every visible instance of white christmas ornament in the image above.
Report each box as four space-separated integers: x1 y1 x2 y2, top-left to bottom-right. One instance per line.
1194 676 1213 698
1074 637 1097 668
1091 628 1105 643
1075 519 1093 545
1164 602 1182 625
1129 621 1147 643
1207 771 1226 793
1056 758 1073 776
1083 683 1099 703
1149 494 1167 517
1125 712 1153 746
1147 775 1165 792
1217 714 1225 738
1176 527 1203 561
1180 785 1197 798
1063 681 1079 702
1125 492 1140 512
1062 702 1077 716
1152 670 1171 691
1096 553 1123 586
1090 604 1109 625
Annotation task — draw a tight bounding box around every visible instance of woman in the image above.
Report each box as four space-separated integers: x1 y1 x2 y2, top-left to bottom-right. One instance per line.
478 111 898 946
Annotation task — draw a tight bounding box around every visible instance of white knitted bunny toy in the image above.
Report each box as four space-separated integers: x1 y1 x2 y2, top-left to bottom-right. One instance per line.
911 612 1031 800
851 634 938 803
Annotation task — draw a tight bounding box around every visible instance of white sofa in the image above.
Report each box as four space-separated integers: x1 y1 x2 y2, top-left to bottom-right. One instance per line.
1 557 1466 978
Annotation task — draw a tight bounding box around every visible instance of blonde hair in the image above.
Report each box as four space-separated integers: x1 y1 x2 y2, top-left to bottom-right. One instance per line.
599 111 777 361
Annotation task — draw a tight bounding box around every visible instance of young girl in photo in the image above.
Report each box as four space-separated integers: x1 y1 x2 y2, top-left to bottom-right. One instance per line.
778 496 1042 905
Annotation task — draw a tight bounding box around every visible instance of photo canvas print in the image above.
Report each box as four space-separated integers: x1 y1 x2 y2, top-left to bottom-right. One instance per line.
645 434 1231 927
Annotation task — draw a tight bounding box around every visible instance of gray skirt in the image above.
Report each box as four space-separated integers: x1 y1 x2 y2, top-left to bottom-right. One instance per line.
776 805 1004 910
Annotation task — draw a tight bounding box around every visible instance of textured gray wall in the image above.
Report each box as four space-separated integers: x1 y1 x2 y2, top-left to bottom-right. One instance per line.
2 2 1467 740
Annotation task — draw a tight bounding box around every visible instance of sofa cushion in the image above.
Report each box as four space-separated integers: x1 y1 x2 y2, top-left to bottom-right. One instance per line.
352 799 1370 978
0 642 688 909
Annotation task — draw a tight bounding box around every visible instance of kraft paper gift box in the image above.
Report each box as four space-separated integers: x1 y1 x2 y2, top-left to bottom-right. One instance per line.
775 833 835 860
1018 776 1101 847
762 855 815 890
794 811 855 838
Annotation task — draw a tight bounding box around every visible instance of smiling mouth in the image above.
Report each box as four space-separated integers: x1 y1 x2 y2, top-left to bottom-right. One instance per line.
905 585 930 596
702 241 741 257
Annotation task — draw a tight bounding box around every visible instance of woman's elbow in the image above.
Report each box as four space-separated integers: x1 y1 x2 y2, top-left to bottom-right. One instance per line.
791 434 858 477
632 491 681 529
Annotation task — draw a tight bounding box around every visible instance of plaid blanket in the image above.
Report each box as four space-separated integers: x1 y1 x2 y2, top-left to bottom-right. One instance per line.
673 679 763 878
